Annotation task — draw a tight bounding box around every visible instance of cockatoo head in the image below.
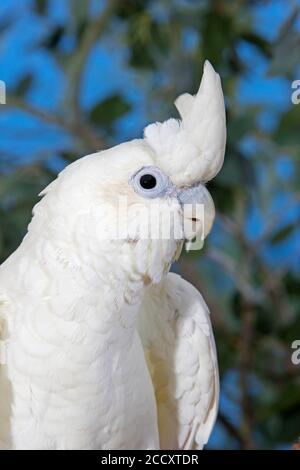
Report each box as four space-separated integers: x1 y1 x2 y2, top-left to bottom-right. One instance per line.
37 61 226 283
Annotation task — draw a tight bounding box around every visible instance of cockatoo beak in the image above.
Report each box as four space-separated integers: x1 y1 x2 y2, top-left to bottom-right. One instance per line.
178 184 215 241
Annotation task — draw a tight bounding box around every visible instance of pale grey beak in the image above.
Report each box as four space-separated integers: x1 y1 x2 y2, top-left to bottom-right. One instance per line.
178 184 215 240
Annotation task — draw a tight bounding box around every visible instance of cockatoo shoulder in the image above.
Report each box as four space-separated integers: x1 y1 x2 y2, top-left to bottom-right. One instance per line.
138 272 219 450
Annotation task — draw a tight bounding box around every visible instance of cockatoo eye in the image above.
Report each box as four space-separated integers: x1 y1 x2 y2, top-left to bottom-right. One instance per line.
140 174 157 190
130 166 171 199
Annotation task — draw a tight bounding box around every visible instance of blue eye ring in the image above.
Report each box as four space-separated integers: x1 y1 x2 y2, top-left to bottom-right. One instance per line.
130 166 172 199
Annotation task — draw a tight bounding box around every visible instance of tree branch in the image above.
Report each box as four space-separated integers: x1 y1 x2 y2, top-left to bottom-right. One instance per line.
5 95 104 150
238 298 255 449
218 412 244 445
177 257 229 331
205 247 264 305
67 0 118 114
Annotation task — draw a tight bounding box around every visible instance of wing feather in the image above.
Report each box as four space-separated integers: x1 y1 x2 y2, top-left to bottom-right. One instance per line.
0 293 12 449
138 272 219 450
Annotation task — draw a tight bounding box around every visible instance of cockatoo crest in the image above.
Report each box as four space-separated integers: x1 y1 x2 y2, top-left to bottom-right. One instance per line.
144 60 226 186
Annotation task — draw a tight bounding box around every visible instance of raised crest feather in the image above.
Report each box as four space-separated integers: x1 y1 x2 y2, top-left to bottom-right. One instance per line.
144 60 226 186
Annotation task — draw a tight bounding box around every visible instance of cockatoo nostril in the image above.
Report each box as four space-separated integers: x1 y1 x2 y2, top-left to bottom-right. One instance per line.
178 184 215 240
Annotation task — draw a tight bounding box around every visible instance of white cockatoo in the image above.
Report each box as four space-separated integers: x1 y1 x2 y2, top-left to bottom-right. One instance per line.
0 61 226 450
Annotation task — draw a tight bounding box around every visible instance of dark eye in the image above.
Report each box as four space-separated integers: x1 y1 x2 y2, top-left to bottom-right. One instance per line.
130 166 171 199
140 174 157 190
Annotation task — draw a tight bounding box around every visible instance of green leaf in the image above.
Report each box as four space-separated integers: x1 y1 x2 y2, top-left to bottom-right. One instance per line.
274 106 300 147
34 0 48 15
70 0 89 24
14 74 33 97
270 223 295 244
267 8 300 77
41 26 65 49
201 7 234 66
89 95 131 129
240 32 271 58
241 31 272 58
115 0 150 19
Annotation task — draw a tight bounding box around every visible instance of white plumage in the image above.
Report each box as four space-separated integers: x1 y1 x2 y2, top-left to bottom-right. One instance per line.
138 273 219 450
0 61 226 450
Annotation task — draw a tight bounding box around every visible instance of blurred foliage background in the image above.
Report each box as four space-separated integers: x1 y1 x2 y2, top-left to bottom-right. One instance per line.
0 0 300 449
